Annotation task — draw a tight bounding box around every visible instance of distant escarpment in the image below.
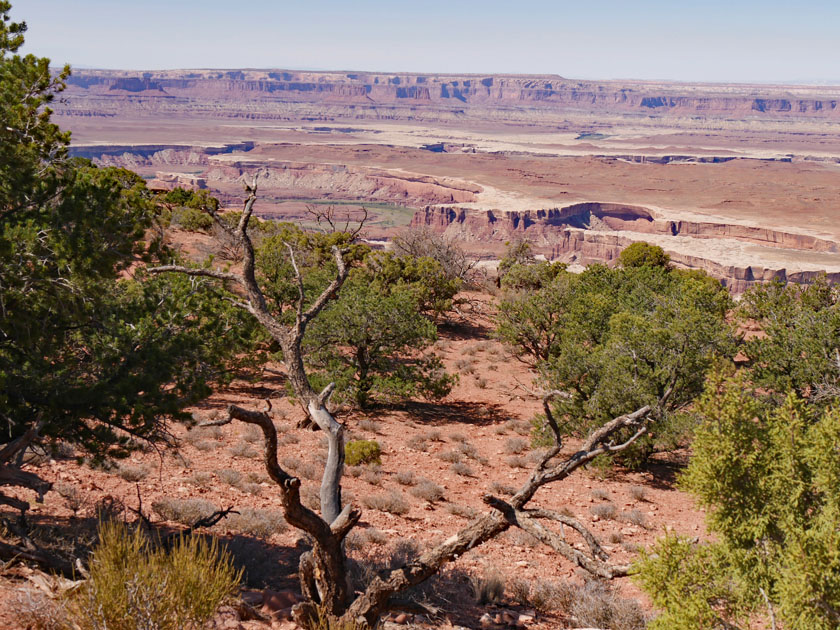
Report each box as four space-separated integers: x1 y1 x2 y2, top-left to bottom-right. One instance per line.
412 204 840 292
56 69 840 123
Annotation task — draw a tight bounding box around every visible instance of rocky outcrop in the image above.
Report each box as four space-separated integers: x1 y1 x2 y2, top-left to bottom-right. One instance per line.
411 205 840 292
57 69 840 123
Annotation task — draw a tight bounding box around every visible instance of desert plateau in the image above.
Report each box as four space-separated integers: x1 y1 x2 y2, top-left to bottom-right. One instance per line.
3 3 840 630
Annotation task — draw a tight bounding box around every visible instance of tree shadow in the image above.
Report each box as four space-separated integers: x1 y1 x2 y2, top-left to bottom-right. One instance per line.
400 400 510 427
0 509 303 592
438 318 492 341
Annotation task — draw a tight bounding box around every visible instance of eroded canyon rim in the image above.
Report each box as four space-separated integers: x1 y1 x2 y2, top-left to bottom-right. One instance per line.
58 69 840 290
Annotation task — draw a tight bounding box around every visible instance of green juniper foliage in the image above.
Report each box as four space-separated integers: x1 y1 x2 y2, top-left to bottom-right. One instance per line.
495 248 733 465
636 372 840 630
0 3 256 462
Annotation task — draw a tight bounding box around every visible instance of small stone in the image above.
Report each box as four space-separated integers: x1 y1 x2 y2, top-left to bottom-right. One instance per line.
393 613 409 624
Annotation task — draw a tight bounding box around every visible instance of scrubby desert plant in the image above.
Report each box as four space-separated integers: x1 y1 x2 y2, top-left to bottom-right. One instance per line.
65 521 240 630
362 491 409 516
470 570 505 605
345 440 381 466
152 498 220 526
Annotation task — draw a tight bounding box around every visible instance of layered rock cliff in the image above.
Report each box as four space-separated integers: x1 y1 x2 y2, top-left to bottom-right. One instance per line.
412 205 840 292
57 69 840 123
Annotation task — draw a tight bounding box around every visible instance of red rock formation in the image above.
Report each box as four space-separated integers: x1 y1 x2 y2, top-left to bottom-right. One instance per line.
411 205 840 292
57 69 840 123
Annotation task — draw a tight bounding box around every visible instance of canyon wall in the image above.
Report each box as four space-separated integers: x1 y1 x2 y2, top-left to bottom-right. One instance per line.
57 69 840 123
412 205 840 292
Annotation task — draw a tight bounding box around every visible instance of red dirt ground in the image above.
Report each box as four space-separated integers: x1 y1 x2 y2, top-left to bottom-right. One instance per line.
0 294 705 630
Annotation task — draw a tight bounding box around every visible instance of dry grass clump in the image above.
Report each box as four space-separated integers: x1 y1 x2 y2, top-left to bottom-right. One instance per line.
591 488 611 501
217 468 242 487
406 436 429 452
425 429 444 442
240 424 262 444
225 508 287 538
446 503 478 519
505 528 540 548
281 456 301 471
489 481 517 496
54 482 87 515
590 502 618 520
297 462 321 481
451 462 474 477
14 588 67 630
410 479 445 503
620 509 648 528
116 464 149 482
395 470 416 486
455 358 476 374
470 569 505 605
362 467 383 486
63 521 241 630
152 497 220 525
566 580 647 630
192 440 217 452
301 485 321 511
629 485 648 502
437 449 464 464
279 432 300 446
506 455 528 469
504 437 529 454
358 419 382 434
362 491 410 516
228 441 257 459
240 482 263 496
608 530 624 544
345 528 389 551
185 471 213 488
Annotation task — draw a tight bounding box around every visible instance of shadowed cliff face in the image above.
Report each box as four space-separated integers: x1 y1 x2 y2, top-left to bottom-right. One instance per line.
412 205 840 293
59 69 840 122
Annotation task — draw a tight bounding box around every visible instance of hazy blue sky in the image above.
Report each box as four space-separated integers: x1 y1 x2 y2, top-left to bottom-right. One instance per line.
17 0 840 83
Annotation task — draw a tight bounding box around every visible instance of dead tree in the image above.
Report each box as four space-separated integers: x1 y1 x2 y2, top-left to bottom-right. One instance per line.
151 180 673 629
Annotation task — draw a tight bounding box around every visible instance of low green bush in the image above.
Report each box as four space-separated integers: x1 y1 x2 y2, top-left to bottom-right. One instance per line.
344 439 381 466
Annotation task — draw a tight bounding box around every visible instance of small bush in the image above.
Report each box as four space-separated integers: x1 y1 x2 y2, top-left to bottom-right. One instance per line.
345 440 382 466
225 508 286 538
217 469 242 487
240 425 262 444
629 485 648 502
608 531 624 544
437 449 463 464
446 503 477 519
153 498 220 526
185 472 213 488
505 528 539 548
530 580 575 613
117 464 148 482
171 205 214 232
426 429 444 442
228 441 257 458
451 462 474 477
298 462 321 481
395 471 416 486
358 419 382 434
591 503 618 520
507 577 532 606
406 436 428 452
620 509 648 528
55 482 86 515
192 440 216 452
591 488 610 501
65 521 240 630
279 432 300 446
504 437 529 454
362 467 383 486
449 432 467 443
410 479 445 503
301 485 321 511
489 481 516 496
506 455 528 468
470 570 505 605
363 491 409 516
